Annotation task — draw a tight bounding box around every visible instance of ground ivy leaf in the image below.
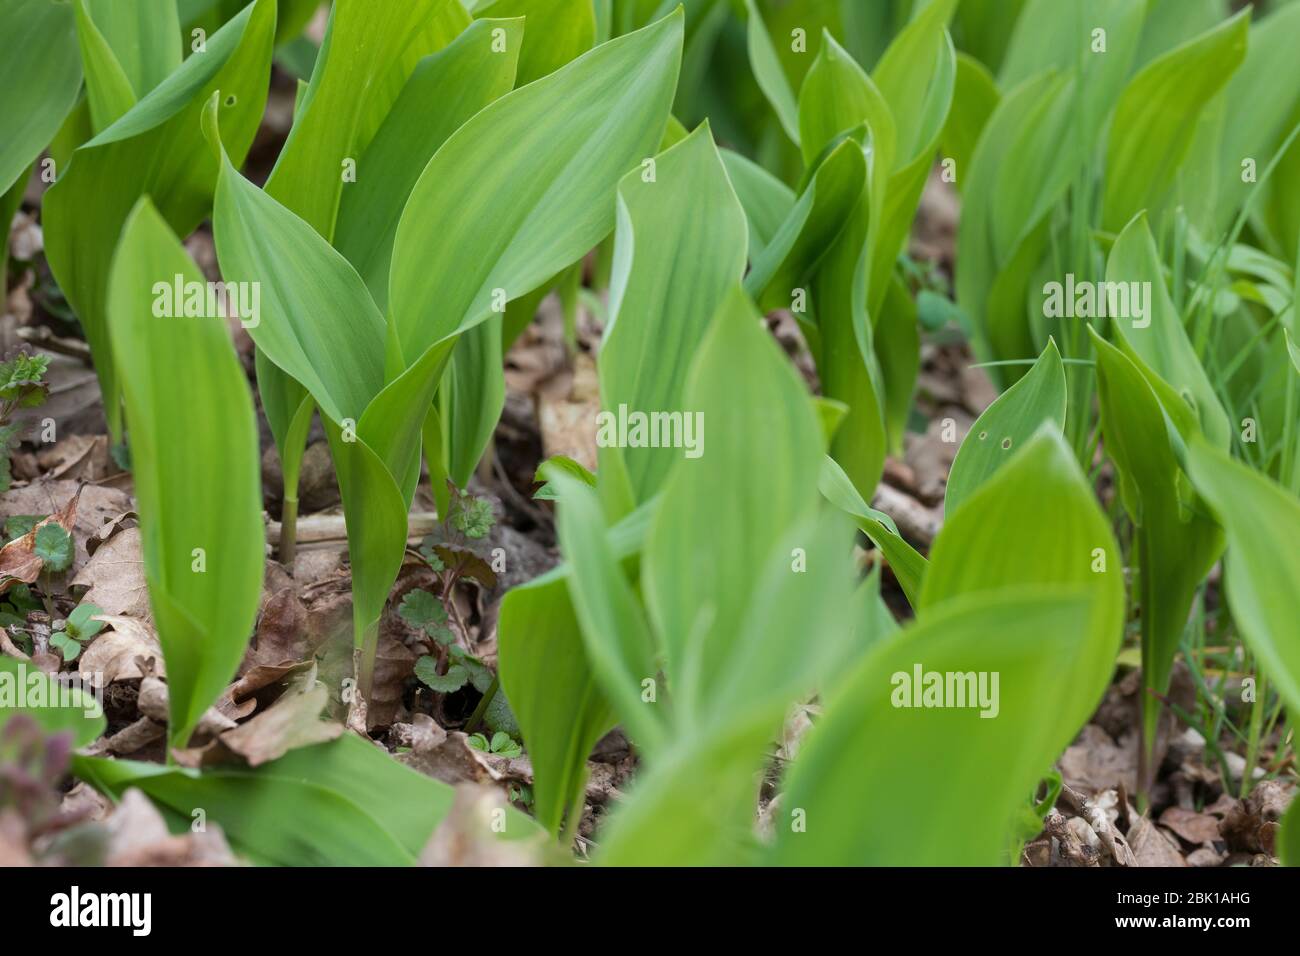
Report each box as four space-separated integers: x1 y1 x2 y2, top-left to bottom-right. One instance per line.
33 524 73 572
414 657 467 694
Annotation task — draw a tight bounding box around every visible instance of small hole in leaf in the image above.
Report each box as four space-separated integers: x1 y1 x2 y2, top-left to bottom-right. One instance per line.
224 94 237 107
978 431 988 440
1001 437 1012 450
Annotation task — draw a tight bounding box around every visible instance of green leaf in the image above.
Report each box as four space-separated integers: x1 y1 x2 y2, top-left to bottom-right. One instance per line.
945 339 1066 515
263 0 471 240
1210 4 1300 233
743 0 800 146
643 285 827 716
0 0 82 195
1105 213 1231 448
769 588 1096 866
33 524 73 573
599 122 747 506
875 271 920 455
1282 800 1300 867
810 190 887 501
73 733 538 865
50 631 82 662
921 428 1125 739
956 71 1068 366
66 602 104 641
871 0 955 163
554 476 667 753
106 198 265 752
796 30 892 172
595 716 773 866
398 590 447 632
743 137 866 314
415 659 468 693
1102 10 1249 232
43 0 276 439
533 455 595 500
818 455 927 609
471 0 596 86
1185 441 1300 720
333 16 523 307
939 52 998 194
1090 328 1224 757
719 147 794 263
74 0 181 133
207 97 425 671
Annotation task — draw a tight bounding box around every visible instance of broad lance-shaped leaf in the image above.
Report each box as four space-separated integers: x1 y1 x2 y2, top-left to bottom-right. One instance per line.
810 187 888 502
1185 441 1300 734
74 0 181 133
939 52 998 196
642 285 831 719
106 198 264 752
264 0 470 240
1000 0 1142 129
73 734 540 866
333 16 523 309
472 0 596 86
599 122 747 509
254 0 471 555
742 136 865 314
1105 213 1230 449
594 291 859 864
43 0 275 439
921 428 1124 741
1090 328 1224 784
554 476 667 754
1209 3 1300 234
819 455 927 609
498 501 654 835
798 31 894 175
769 588 1096 866
743 0 799 146
720 147 794 263
73 0 141 134
956 71 1067 368
0 0 82 195
437 11 597 494
390 9 684 489
960 2 1140 371
945 339 1066 516
875 271 919 455
1102 10 1249 232
1184 440 1300 865
864 0 955 318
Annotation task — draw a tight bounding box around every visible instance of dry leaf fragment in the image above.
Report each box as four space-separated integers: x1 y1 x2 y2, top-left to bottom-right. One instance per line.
217 683 342 767
78 615 164 685
70 526 151 619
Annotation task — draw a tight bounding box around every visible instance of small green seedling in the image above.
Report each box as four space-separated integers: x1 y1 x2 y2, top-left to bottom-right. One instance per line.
48 603 105 663
468 731 522 759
